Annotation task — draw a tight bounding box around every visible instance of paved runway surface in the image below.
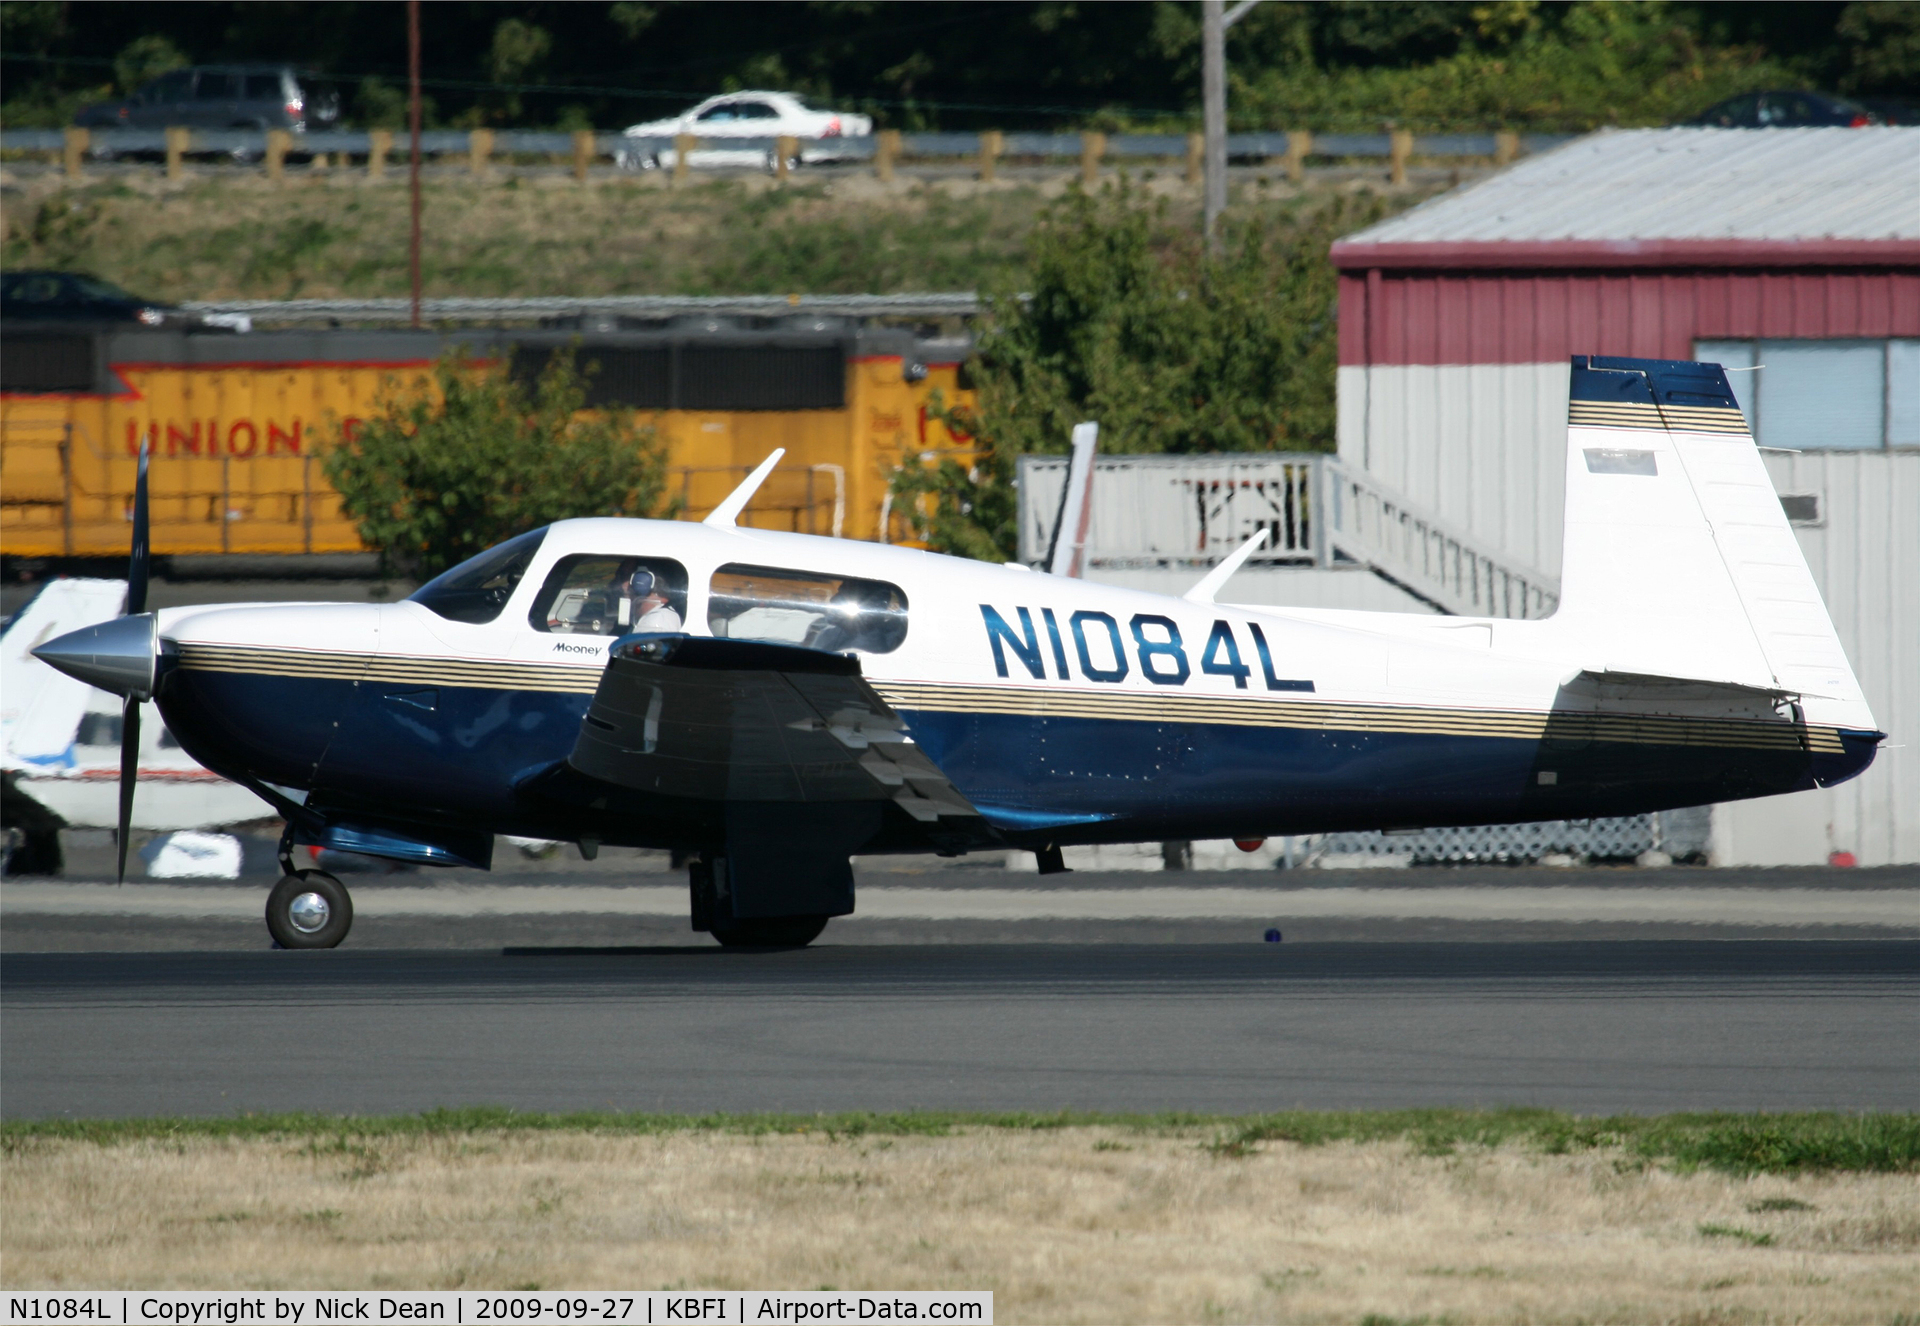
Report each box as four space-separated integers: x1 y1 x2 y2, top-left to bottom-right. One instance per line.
5 942 1916 1118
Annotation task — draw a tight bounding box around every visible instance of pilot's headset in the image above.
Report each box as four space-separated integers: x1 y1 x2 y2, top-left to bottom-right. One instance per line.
618 567 658 628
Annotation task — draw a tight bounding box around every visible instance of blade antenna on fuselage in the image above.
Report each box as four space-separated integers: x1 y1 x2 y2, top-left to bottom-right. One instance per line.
1183 528 1270 604
703 449 786 528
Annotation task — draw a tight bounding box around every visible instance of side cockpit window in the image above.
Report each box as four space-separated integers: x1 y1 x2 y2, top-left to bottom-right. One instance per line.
532 555 688 635
408 527 547 625
708 563 908 654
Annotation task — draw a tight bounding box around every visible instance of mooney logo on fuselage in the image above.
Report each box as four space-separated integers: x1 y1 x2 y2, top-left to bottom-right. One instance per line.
979 605 1312 691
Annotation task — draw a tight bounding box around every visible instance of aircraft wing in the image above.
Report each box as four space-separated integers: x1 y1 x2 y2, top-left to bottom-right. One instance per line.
567 634 978 822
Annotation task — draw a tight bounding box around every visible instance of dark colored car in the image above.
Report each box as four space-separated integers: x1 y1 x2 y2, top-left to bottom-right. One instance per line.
1686 90 1881 128
73 64 340 134
0 270 241 331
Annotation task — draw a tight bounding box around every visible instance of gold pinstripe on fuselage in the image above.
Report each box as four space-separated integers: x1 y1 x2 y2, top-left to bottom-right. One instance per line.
1567 401 1750 435
871 681 1842 753
175 644 1846 754
176 643 602 694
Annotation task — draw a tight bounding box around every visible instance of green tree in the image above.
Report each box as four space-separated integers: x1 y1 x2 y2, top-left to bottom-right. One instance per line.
892 182 1378 561
324 348 670 578
113 34 187 95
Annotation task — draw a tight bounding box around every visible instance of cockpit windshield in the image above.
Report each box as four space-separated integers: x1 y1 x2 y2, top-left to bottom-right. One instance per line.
407 527 548 624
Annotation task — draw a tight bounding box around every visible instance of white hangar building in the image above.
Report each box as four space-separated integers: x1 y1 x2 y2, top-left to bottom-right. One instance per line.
1328 127 1920 867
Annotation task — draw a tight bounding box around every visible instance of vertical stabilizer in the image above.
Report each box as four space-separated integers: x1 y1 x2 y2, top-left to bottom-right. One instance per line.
2 578 129 766
1546 355 1872 730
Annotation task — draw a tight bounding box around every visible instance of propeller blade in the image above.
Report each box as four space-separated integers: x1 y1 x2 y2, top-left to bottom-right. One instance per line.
128 440 151 616
116 697 141 884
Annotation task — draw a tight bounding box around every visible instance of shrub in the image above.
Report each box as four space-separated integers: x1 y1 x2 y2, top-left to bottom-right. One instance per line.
324 347 670 578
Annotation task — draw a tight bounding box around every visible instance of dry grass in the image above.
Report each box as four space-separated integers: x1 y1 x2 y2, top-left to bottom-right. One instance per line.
5 1126 1918 1323
0 169 1427 303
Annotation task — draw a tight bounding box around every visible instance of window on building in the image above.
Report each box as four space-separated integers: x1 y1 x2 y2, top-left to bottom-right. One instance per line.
708 563 908 654
1694 339 1916 450
530 555 688 635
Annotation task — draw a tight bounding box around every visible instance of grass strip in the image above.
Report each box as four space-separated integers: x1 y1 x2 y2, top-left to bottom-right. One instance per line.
5 1107 1917 1176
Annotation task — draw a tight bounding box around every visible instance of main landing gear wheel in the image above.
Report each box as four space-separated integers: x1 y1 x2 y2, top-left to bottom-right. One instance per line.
266 870 353 949
708 915 829 948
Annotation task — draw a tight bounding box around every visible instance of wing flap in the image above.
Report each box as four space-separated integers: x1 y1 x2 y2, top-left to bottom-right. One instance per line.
569 634 980 817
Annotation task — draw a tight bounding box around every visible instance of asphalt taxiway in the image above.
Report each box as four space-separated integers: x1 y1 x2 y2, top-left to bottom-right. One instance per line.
5 940 1916 1118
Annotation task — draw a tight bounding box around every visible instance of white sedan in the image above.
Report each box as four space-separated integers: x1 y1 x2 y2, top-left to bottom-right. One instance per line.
617 91 873 171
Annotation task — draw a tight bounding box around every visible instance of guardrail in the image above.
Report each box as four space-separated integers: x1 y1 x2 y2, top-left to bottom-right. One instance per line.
5 126 1577 185
1017 452 1559 619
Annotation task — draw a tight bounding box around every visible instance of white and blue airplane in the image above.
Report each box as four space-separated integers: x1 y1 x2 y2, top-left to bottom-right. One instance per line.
33 355 1882 948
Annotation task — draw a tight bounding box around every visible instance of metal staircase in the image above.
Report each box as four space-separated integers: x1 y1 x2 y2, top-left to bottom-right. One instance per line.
1016 453 1560 619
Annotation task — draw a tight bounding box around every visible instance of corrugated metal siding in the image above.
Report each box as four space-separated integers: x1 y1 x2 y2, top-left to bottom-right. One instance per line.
1711 451 1920 866
1345 128 1920 245
1339 269 1920 366
1337 363 1571 573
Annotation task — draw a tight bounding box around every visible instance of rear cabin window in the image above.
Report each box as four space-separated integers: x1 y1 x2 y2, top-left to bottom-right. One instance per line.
531 555 688 635
407 527 547 625
707 563 908 654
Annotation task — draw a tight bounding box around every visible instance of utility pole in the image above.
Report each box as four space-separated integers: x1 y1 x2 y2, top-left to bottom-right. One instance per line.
1202 0 1261 258
407 0 423 330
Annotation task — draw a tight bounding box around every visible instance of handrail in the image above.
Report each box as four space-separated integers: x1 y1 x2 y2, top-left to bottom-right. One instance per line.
1319 458 1558 619
1015 451 1561 618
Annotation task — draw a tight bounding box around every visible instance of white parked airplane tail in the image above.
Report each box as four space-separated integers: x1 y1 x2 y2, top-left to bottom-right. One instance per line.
1543 354 1874 733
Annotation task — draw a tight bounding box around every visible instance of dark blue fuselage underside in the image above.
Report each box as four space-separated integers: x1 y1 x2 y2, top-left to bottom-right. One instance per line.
161 670 1878 857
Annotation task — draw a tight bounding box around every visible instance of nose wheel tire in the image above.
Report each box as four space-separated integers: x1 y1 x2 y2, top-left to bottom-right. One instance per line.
708 915 829 948
266 870 353 949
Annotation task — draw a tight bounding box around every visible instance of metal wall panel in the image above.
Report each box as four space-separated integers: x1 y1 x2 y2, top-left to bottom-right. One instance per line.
1338 270 1920 366
1711 451 1920 866
1337 362 1571 573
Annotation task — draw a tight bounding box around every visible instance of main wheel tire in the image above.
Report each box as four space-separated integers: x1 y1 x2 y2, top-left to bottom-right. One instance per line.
708 914 829 948
266 870 353 949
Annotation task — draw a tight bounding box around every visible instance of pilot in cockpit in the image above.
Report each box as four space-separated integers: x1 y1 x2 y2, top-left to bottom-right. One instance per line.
624 567 682 633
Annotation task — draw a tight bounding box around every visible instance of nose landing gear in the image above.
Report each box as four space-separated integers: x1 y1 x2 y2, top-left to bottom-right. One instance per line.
267 828 353 949
266 870 353 948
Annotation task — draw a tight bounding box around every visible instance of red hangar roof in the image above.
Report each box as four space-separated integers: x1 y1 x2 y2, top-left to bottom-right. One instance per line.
1331 127 1920 366
1331 127 1920 272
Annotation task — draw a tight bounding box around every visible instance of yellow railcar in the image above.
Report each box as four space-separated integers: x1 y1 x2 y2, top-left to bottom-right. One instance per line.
1 325 974 560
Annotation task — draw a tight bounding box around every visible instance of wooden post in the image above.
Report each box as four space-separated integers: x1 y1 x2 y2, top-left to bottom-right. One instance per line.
368 129 392 178
1389 129 1413 185
775 134 798 182
63 127 88 177
1079 131 1106 187
1494 130 1519 166
571 129 594 182
875 128 899 181
265 129 291 182
1185 131 1203 185
673 133 696 184
1285 129 1312 184
468 128 492 178
165 127 189 180
978 130 1003 183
